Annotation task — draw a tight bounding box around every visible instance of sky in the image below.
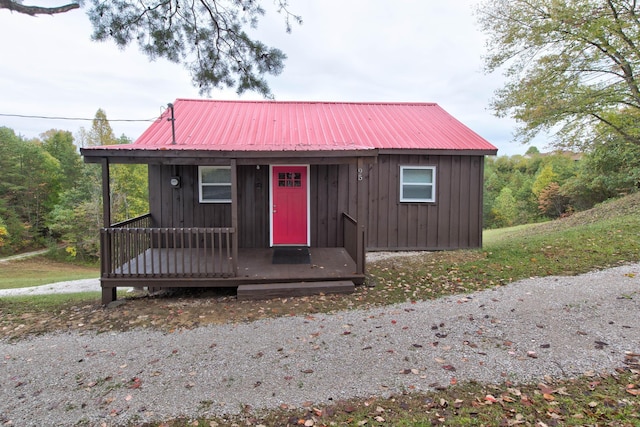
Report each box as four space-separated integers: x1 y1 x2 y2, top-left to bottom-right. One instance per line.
0 1 538 156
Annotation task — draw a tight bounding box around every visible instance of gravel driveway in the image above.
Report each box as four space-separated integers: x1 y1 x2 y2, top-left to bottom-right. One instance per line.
1 263 639 426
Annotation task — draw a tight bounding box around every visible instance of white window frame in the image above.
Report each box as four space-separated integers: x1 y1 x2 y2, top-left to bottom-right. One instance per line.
199 166 232 203
399 165 436 203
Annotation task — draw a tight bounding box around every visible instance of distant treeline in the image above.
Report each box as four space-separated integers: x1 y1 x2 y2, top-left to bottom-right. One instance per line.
0 109 148 259
484 144 640 229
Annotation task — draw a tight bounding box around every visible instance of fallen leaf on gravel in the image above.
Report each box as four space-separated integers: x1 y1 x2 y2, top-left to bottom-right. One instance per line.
442 365 456 371
128 377 142 389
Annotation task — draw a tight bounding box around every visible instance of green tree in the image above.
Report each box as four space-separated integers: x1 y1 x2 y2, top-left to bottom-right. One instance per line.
563 121 640 208
0 0 300 97
48 170 103 260
16 140 62 234
491 187 518 227
86 109 117 147
41 129 83 190
110 136 149 222
478 0 640 148
0 127 64 250
532 164 558 198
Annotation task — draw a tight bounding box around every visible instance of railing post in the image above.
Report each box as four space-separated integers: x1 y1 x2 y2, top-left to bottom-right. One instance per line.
230 159 239 276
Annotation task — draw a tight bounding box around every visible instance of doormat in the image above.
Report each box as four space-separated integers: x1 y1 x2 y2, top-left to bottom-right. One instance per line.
272 247 311 264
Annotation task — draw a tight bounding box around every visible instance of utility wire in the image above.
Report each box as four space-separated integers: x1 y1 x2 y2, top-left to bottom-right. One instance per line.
0 113 159 122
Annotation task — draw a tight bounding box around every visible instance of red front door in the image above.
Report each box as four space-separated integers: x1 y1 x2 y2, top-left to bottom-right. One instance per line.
271 165 309 245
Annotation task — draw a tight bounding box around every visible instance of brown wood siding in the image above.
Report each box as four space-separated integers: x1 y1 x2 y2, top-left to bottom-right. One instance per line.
367 154 484 250
149 165 269 248
237 165 269 248
310 164 358 248
148 155 484 252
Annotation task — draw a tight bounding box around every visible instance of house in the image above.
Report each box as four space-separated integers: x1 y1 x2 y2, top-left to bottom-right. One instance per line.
81 100 498 304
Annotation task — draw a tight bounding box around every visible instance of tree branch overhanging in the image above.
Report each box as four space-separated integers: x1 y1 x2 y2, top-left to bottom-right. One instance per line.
0 0 80 16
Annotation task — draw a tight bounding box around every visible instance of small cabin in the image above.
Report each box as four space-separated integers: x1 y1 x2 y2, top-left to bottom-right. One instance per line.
81 100 497 304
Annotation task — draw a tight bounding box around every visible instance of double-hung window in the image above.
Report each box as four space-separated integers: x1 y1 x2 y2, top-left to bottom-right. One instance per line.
199 166 231 203
400 166 436 203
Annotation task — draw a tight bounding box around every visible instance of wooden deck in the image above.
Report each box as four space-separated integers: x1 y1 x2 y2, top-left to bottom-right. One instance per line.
101 247 364 303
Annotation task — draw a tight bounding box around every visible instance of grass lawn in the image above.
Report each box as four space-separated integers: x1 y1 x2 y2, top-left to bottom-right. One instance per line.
0 256 99 290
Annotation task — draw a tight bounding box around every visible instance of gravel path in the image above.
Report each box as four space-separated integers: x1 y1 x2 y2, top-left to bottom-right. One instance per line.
1 263 639 426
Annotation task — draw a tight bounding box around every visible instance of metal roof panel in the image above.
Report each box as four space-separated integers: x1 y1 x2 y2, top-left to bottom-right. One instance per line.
90 100 498 153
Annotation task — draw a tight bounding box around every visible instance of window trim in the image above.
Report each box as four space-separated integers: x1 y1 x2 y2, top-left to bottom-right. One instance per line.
399 165 436 203
198 166 232 203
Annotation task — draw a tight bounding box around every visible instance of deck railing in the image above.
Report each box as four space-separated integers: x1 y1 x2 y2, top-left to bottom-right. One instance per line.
342 212 366 274
101 214 237 278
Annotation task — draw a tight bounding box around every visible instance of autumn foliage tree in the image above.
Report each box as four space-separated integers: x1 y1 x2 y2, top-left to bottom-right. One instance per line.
538 182 571 218
478 0 640 149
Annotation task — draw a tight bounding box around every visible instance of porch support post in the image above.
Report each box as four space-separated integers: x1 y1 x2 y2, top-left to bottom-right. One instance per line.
101 157 111 228
230 159 239 275
356 157 367 274
100 157 116 304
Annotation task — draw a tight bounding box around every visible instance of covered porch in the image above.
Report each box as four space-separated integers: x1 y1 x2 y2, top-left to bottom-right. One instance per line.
99 212 366 304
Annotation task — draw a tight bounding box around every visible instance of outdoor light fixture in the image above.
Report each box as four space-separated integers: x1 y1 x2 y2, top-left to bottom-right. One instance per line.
170 176 181 188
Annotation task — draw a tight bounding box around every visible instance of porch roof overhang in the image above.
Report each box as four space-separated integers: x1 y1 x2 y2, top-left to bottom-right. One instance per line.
80 147 380 165
81 146 497 165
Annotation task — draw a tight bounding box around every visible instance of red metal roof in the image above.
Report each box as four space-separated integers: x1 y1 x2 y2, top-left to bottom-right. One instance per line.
95 99 497 153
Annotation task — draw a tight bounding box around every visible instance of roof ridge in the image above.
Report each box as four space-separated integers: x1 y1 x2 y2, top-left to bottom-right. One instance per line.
173 98 438 106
